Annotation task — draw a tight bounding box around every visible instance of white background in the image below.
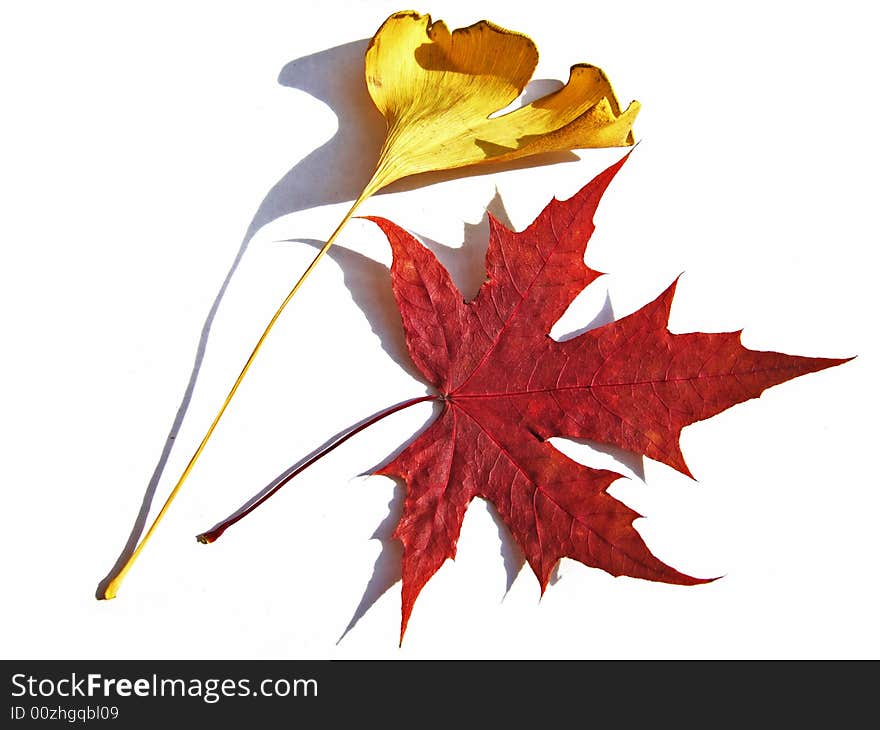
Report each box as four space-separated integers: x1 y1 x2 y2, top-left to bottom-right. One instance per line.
1 1 876 658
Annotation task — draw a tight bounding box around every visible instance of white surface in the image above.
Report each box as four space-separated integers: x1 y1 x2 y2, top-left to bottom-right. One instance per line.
1 0 876 658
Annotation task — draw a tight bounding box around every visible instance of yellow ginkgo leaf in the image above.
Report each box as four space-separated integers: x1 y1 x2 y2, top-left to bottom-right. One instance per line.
361 10 639 196
100 10 639 601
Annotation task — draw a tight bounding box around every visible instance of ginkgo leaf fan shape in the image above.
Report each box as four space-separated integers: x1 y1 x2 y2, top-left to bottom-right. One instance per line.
362 11 638 195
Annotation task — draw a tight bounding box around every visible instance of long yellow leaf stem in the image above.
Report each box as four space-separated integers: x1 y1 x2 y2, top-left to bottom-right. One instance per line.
102 192 369 600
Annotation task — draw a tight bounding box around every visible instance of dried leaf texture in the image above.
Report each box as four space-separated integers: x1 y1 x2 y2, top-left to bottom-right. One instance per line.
369 155 847 641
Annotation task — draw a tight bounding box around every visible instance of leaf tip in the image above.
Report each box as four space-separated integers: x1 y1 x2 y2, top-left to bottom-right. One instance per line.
360 214 408 240
486 210 514 236
678 457 696 481
399 602 414 647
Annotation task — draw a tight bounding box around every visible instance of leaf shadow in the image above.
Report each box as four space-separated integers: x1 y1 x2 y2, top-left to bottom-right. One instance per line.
96 37 385 599
485 501 526 596
285 238 423 383
416 188 514 301
283 186 517 389
335 485 404 644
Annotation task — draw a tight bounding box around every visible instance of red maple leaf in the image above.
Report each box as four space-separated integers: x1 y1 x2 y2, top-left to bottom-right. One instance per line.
367 155 848 641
